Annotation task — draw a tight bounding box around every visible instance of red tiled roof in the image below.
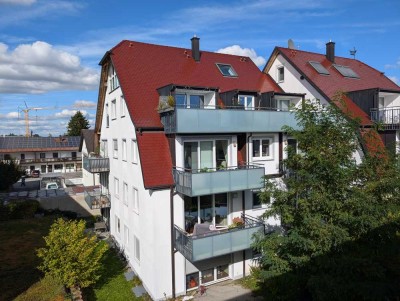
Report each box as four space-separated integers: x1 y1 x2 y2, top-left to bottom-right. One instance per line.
277 47 400 99
107 40 281 189
110 40 282 128
136 132 174 188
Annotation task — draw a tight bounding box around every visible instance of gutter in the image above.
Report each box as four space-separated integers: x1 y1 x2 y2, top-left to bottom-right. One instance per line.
170 186 176 299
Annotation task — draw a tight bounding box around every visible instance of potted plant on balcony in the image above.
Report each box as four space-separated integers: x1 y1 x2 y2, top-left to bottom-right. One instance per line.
157 95 175 112
228 217 244 229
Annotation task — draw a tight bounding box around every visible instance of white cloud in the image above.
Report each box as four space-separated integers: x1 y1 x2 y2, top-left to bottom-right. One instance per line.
55 109 88 118
6 111 19 118
0 0 36 6
388 76 399 85
385 58 400 70
73 100 96 108
217 45 266 67
0 41 99 93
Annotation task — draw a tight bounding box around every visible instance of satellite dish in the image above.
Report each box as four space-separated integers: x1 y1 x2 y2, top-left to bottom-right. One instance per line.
288 39 295 49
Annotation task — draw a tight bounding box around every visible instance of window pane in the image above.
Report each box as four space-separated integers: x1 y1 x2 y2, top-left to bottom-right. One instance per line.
190 95 204 109
216 140 228 169
200 195 212 223
200 141 213 170
175 94 186 107
217 264 229 279
201 268 214 284
215 193 228 226
246 96 253 109
279 100 290 111
186 273 199 289
262 140 269 157
184 196 198 233
184 142 198 171
253 192 262 208
253 140 260 157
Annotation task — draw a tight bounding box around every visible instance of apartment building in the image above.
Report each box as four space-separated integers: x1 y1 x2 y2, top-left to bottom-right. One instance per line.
263 41 400 153
0 136 82 174
86 37 305 300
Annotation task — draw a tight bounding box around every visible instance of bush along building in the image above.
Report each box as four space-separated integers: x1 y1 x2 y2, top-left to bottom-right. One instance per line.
263 41 400 154
87 37 307 300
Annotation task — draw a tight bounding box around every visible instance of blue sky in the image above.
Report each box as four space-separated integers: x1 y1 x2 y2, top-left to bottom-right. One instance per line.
0 0 399 136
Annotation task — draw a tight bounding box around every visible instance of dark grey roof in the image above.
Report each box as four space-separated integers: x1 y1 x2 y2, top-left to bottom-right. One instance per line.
79 129 95 153
0 136 80 151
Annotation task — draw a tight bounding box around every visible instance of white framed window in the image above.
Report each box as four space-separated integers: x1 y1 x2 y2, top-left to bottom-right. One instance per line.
123 182 128 206
132 187 139 213
115 215 120 234
277 99 290 111
124 225 129 250
238 95 254 110
134 235 140 262
106 103 109 127
131 139 138 164
252 137 273 160
109 65 119 91
113 139 118 158
101 140 108 158
277 66 284 82
114 177 119 198
216 63 238 77
122 139 127 161
111 99 117 119
120 95 125 117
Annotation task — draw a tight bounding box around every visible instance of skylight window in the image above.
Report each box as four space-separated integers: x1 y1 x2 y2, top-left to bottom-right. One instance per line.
333 64 359 79
309 61 330 75
216 63 238 77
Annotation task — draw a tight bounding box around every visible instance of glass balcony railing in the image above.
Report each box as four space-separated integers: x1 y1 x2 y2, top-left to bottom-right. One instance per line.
371 107 400 129
160 106 298 134
83 157 110 173
174 213 264 262
173 164 265 197
84 190 111 209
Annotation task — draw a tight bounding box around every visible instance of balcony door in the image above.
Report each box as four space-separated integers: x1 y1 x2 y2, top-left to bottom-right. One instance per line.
176 94 204 109
184 139 229 172
184 193 228 234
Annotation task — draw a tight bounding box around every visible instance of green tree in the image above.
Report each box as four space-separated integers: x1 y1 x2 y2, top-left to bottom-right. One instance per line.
0 160 24 191
66 111 90 136
37 218 108 289
253 94 400 300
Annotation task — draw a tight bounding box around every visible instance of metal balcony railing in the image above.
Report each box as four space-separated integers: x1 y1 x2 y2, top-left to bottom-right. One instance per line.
173 164 265 197
83 157 110 173
84 190 111 209
160 106 298 134
174 213 264 262
371 107 400 129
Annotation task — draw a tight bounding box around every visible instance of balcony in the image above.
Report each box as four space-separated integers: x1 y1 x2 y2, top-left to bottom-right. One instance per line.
18 157 80 164
174 214 264 262
83 157 110 173
84 190 111 209
173 164 265 197
371 107 400 130
160 106 298 134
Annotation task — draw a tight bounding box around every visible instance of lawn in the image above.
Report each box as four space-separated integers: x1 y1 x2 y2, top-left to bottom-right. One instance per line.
0 216 141 301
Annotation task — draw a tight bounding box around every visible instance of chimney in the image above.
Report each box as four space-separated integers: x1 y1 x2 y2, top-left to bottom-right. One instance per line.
326 41 335 63
191 35 200 62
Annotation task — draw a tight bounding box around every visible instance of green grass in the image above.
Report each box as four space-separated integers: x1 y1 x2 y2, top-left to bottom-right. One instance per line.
83 249 139 301
0 216 140 301
0 216 56 301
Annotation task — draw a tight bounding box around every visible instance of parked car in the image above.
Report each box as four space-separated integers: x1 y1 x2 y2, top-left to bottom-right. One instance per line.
45 182 58 190
31 170 40 178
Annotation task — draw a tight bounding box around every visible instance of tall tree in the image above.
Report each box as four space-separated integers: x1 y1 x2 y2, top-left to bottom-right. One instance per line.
66 111 89 136
37 218 108 289
253 94 400 300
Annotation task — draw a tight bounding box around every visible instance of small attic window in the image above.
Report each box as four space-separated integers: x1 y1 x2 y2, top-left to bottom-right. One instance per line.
309 61 330 75
333 64 359 79
216 63 238 77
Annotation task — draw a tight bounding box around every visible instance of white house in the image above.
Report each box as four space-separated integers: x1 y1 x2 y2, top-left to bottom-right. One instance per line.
86 37 304 300
0 136 82 174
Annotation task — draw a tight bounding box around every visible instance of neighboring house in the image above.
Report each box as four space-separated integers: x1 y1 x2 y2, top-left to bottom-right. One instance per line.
79 129 100 186
263 41 400 153
0 136 82 174
86 37 304 300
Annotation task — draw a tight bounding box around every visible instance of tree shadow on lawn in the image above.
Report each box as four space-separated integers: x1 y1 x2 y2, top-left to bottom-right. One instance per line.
251 221 400 301
83 247 130 301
